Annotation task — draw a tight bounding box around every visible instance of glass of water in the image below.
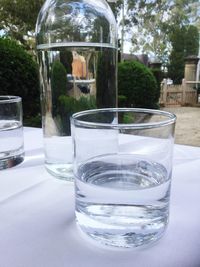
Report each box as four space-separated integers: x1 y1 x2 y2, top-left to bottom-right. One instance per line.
0 96 24 170
71 108 176 248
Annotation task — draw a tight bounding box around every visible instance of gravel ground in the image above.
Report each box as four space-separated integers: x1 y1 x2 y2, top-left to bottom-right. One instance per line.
162 107 200 147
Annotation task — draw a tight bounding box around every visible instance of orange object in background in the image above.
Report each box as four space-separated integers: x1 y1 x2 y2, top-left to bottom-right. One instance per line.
72 51 87 78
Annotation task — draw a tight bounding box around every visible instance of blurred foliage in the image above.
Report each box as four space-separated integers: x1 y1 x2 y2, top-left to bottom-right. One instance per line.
96 50 116 108
60 50 73 74
51 61 67 116
0 0 115 50
0 37 41 126
118 95 127 107
0 0 44 49
118 60 159 109
168 25 199 84
150 68 163 101
0 0 199 67
111 0 199 67
58 95 96 134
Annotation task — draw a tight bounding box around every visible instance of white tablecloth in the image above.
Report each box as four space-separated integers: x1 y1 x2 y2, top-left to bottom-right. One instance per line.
0 127 200 267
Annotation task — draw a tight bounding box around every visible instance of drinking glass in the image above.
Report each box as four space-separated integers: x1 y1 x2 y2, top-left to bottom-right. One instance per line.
0 96 24 170
71 108 176 248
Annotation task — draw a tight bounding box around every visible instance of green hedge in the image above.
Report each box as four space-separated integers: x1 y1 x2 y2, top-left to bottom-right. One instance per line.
58 95 96 135
51 60 67 116
150 68 163 101
0 38 41 126
118 60 159 109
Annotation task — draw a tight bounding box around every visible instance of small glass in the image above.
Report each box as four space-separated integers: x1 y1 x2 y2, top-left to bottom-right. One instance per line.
0 96 24 170
71 108 176 248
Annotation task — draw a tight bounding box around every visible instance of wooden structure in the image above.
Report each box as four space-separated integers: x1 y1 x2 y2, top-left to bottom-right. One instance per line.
160 79 200 107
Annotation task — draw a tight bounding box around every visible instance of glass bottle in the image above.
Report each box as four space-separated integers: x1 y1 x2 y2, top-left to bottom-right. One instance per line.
36 0 118 180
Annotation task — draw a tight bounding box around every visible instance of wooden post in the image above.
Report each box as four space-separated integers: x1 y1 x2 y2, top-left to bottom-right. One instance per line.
184 56 199 83
163 79 168 105
182 78 186 105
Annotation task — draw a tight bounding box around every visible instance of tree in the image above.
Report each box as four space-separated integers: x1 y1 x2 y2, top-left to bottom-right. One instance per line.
51 61 67 113
0 0 116 50
0 37 40 125
168 25 199 84
185 25 199 56
118 60 159 108
110 0 200 66
1 0 199 67
0 0 44 49
96 49 116 108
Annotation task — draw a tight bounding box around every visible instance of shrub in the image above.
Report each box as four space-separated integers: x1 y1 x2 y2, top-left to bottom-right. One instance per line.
96 51 116 108
118 60 159 109
51 60 67 114
60 50 73 74
58 95 97 135
150 68 163 103
0 38 41 126
118 95 127 107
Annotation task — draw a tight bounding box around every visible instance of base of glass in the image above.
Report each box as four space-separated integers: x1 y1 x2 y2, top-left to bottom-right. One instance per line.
0 153 24 170
45 162 74 181
77 221 167 249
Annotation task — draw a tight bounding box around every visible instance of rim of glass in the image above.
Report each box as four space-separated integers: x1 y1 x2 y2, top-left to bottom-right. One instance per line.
0 96 21 103
71 108 176 129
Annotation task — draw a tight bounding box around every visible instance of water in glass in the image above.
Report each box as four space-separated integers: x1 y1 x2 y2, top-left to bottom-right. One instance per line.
37 44 117 179
0 120 24 160
75 154 171 248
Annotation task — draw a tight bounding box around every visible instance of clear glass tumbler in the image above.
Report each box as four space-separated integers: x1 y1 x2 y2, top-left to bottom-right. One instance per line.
0 96 24 170
71 108 176 248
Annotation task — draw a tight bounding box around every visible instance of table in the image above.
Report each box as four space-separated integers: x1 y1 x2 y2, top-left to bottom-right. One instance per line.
0 127 200 267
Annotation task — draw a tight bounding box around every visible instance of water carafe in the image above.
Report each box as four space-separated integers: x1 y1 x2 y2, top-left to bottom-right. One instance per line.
36 0 117 180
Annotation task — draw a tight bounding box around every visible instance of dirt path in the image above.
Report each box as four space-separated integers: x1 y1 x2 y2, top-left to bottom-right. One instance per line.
162 107 200 147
